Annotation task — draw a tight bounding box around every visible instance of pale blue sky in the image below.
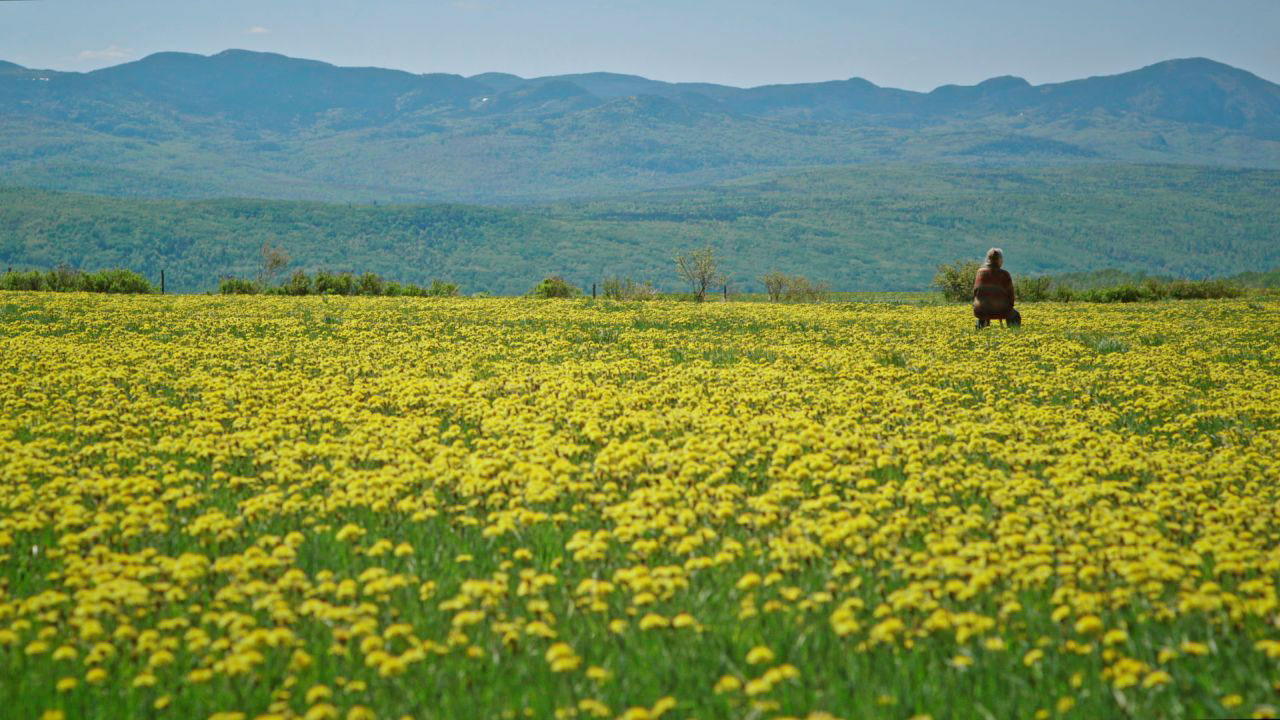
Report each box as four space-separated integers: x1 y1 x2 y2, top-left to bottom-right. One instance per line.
2 0 1277 89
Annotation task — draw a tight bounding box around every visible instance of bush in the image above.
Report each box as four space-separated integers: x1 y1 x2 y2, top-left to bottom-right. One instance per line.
602 276 656 301
46 265 85 292
0 270 47 291
760 270 788 302
601 276 624 300
427 279 460 297
1051 285 1076 302
1017 276 1053 302
356 273 385 296
1227 268 1280 289
1066 280 1239 303
1141 279 1170 301
315 271 355 296
256 270 458 297
219 277 259 295
2 267 154 293
782 275 830 303
81 269 156 294
530 276 579 298
1016 273 1247 303
399 282 428 297
933 261 980 303
1165 279 1242 300
282 271 313 296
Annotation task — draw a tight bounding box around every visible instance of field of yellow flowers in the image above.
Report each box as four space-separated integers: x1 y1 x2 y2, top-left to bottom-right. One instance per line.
2 293 1279 720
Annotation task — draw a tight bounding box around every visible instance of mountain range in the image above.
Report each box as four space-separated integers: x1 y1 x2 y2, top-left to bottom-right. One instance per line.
3 50 1280 202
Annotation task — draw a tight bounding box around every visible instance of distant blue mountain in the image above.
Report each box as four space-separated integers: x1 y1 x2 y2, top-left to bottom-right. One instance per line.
2 50 1279 202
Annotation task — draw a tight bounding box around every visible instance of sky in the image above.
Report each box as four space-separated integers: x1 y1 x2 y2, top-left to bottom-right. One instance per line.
1 0 1278 90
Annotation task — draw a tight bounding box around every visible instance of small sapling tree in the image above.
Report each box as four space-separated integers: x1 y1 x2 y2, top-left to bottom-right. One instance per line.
257 241 290 289
675 247 721 302
761 270 787 302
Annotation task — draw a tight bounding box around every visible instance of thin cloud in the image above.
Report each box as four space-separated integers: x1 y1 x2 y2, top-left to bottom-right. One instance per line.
246 26 270 35
78 45 133 61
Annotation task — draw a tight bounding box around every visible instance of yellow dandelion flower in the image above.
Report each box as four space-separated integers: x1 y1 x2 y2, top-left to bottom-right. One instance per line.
638 613 669 631
649 697 676 718
1073 615 1103 635
1102 629 1129 646
305 705 339 720
671 612 697 628
714 675 741 693
334 524 365 542
306 685 333 704
1180 641 1210 656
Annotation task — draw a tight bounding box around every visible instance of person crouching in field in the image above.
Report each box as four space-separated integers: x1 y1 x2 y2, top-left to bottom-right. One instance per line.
973 248 1021 329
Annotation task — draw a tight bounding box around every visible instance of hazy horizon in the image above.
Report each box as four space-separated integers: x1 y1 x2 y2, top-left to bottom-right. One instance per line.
6 46 1277 92
2 0 1278 91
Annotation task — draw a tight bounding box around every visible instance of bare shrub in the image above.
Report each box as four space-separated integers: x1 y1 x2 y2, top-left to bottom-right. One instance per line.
257 241 290 288
782 275 830 303
761 270 787 302
675 247 722 302
603 276 657 300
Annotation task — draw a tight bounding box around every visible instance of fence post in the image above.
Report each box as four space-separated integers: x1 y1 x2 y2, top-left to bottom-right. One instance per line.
723 283 728 301
161 269 165 295
592 283 596 299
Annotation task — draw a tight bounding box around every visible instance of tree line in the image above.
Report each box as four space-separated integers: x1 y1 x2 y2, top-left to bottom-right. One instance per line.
3 245 1275 302
932 261 1251 304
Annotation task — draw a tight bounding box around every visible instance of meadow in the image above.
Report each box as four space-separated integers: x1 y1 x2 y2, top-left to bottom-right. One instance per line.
1 293 1278 720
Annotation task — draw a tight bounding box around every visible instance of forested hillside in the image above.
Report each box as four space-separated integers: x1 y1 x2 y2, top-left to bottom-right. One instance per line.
3 165 1277 294
3 51 1280 202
